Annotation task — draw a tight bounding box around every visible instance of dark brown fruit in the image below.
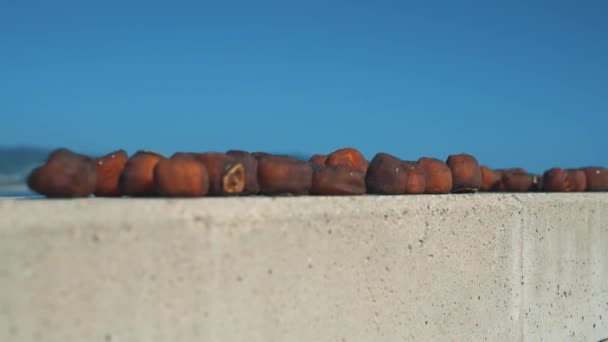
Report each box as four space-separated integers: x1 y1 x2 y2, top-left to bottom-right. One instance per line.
257 155 313 195
120 151 165 197
401 161 426 194
446 153 481 193
326 147 368 173
582 167 608 191
493 168 527 192
196 153 245 196
309 154 328 168
492 170 506 192
566 169 587 192
418 157 452 194
226 150 260 195
502 171 532 192
480 166 500 191
543 168 571 192
365 153 407 195
27 148 97 198
94 150 128 197
154 158 209 197
311 165 366 196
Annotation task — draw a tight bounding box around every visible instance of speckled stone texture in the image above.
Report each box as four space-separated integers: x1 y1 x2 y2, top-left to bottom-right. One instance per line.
0 194 606 341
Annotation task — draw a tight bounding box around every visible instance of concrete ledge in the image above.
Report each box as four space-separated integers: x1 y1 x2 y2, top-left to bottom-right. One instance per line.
1 194 607 341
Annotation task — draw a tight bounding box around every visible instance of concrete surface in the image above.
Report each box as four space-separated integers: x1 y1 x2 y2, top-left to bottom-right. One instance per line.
0 194 606 342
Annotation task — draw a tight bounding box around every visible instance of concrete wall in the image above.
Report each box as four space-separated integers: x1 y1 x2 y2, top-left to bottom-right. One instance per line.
0 194 607 341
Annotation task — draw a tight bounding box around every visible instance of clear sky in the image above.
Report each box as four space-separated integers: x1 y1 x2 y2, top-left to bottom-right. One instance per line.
1 1 606 173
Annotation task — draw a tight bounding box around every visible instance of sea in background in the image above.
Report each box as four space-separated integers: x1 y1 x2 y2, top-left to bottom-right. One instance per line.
0 188 36 198
0 146 47 198
0 184 35 198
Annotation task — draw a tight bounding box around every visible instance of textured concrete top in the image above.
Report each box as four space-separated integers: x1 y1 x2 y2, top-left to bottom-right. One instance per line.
1 193 607 229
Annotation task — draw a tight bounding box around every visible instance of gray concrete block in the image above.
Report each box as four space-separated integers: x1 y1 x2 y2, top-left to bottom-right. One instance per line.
0 194 606 341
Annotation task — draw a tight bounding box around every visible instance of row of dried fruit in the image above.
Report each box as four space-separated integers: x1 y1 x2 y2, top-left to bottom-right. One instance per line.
27 147 608 198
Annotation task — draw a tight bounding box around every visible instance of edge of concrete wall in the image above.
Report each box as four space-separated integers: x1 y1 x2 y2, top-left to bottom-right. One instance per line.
1 194 607 341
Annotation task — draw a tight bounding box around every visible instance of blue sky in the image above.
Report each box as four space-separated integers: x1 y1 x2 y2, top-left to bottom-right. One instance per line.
1 1 606 173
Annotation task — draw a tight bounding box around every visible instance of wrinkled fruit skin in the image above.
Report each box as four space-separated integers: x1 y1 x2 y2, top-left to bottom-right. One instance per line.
401 161 426 194
94 150 128 197
309 154 328 168
365 153 407 194
500 168 528 192
543 168 571 192
226 150 260 195
27 148 97 198
582 167 608 191
311 165 366 195
566 169 587 192
154 158 209 197
492 170 506 192
503 172 532 192
120 151 165 197
197 153 246 196
480 166 500 191
326 147 369 173
446 153 481 193
257 155 313 195
418 157 452 194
